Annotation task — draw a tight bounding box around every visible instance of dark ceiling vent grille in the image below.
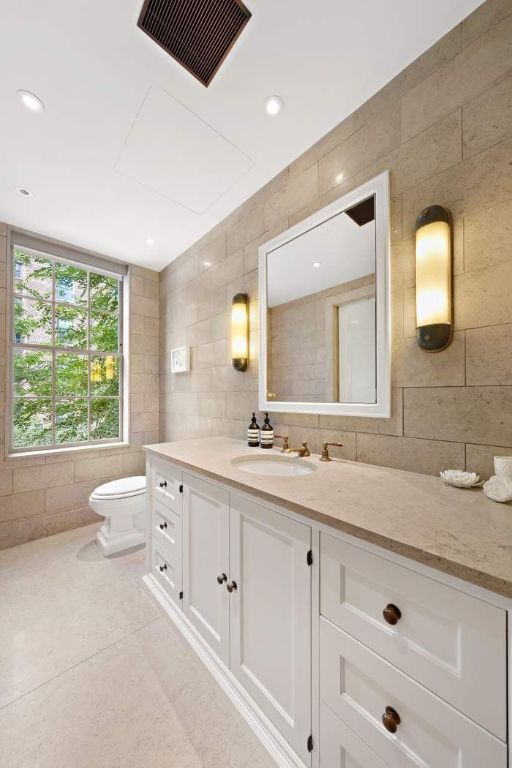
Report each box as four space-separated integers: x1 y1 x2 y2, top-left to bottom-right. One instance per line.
138 0 251 86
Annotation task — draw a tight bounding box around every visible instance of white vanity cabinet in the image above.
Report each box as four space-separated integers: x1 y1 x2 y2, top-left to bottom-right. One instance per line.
144 452 510 768
229 492 312 764
182 472 230 665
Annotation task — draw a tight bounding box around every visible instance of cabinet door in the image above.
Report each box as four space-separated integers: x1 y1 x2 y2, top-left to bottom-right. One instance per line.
182 473 230 665
230 493 312 765
320 703 389 768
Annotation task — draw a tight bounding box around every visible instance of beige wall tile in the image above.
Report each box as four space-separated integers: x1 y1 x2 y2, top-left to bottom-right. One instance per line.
358 111 463 196
264 165 319 229
318 112 401 196
198 392 227 419
243 221 289 273
0 490 45 524
392 332 465 387
464 198 512 272
465 443 512 479
402 138 512 240
357 434 465 476
402 14 512 140
466 325 512 385
42 506 97 538
74 455 123 483
463 72 512 157
13 463 74 493
318 389 403 437
454 262 512 329
461 0 512 47
122 452 145 474
0 517 47 550
226 390 259 420
404 386 512 445
289 115 356 179
45 478 104 513
227 203 266 254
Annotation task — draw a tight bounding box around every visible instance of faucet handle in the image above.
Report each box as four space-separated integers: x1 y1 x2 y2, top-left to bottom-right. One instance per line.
320 441 344 462
274 435 289 451
301 441 310 457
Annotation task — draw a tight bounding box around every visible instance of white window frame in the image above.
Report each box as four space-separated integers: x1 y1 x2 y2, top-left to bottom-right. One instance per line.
6 232 130 456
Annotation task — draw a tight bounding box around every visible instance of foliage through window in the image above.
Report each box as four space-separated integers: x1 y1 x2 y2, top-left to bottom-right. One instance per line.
10 246 123 451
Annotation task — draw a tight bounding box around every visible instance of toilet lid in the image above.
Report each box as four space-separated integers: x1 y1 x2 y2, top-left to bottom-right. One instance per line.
91 475 146 500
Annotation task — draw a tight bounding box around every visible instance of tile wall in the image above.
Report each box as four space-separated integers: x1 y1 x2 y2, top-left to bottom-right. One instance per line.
160 0 512 479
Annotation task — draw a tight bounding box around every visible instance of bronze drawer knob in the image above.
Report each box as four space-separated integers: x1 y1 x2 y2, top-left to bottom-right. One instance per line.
226 580 238 593
382 705 401 734
216 573 227 585
383 603 402 625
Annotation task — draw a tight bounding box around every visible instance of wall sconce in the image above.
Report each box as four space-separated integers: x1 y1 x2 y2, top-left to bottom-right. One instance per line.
415 205 452 352
232 293 249 371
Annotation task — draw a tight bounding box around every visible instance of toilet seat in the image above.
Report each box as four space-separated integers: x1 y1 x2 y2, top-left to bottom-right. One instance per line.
90 475 146 501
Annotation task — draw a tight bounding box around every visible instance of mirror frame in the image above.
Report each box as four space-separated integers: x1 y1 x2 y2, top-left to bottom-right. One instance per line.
258 170 390 418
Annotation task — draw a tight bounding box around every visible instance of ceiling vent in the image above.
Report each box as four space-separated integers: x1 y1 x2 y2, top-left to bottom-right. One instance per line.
138 0 251 86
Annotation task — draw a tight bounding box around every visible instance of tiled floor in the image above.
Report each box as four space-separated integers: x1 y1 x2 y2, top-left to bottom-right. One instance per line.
0 523 276 768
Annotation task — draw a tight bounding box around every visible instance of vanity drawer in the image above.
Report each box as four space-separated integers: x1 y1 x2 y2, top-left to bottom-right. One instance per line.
151 498 181 563
149 458 182 513
151 541 182 607
320 533 506 739
320 617 507 768
320 703 388 768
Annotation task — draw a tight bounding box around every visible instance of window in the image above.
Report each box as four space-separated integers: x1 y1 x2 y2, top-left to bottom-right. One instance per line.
10 244 124 452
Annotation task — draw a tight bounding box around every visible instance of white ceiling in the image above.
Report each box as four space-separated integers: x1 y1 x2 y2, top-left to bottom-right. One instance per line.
0 0 482 271
267 211 375 307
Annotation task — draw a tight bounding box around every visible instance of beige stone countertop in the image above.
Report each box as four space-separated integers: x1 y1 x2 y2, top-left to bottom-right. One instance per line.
144 437 512 600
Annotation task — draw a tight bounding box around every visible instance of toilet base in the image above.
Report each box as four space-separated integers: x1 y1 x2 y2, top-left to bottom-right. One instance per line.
96 524 145 556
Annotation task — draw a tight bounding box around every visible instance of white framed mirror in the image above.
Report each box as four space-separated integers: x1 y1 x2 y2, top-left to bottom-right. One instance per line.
258 171 390 417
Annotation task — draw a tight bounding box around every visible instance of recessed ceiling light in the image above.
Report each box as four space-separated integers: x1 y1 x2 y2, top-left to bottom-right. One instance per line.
203 261 211 268
17 90 44 113
265 96 283 116
146 237 155 245
335 172 344 184
312 261 321 268
16 187 32 197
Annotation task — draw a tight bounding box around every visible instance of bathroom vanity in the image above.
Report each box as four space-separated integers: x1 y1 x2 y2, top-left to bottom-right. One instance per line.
143 437 512 768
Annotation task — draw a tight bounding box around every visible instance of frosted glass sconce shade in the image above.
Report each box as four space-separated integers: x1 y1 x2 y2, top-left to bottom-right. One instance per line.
415 205 452 351
232 293 249 371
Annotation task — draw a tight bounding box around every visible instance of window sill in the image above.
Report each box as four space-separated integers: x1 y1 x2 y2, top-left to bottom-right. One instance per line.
8 442 130 460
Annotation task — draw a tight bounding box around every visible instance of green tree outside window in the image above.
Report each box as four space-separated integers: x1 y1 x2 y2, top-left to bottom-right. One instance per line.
11 248 122 450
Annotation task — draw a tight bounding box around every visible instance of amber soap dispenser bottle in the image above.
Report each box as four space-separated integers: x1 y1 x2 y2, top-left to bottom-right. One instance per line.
247 413 260 447
260 413 274 449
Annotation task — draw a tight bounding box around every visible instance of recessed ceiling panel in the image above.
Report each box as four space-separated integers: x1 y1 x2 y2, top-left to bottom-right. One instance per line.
115 85 254 214
138 0 252 86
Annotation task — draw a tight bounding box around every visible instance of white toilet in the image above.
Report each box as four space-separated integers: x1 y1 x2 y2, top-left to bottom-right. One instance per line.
89 476 147 556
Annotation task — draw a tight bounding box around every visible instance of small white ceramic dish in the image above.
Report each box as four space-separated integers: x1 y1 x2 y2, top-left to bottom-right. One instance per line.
440 469 481 488
483 475 512 503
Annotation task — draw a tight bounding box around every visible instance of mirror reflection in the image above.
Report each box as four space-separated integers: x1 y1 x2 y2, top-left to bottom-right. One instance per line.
266 195 376 404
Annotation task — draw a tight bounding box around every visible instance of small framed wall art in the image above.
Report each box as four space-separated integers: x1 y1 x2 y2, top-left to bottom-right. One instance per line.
170 346 190 373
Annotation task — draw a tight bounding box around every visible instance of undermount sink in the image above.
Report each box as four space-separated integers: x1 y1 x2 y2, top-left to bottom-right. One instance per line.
232 454 315 477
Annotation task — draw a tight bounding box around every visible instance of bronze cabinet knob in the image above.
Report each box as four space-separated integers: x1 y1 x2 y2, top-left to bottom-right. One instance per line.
159 522 167 530
382 705 401 734
383 603 402 625
226 580 238 593
159 564 167 572
216 573 227 585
